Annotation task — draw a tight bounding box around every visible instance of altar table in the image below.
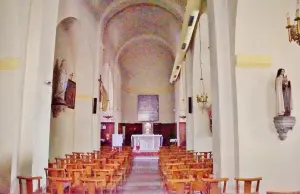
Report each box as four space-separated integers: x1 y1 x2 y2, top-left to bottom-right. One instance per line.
131 134 163 151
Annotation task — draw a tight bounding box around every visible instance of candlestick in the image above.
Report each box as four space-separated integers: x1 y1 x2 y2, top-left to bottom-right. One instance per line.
287 13 291 25
288 29 292 42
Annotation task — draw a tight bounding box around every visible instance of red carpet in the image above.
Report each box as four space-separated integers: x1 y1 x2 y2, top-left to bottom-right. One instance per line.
132 152 158 157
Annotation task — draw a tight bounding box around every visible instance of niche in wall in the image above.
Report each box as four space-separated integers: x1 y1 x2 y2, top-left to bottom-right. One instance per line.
49 17 78 160
51 17 77 118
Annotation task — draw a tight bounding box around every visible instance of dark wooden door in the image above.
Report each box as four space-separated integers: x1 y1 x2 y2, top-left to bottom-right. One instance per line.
153 123 176 146
122 123 143 146
101 122 114 146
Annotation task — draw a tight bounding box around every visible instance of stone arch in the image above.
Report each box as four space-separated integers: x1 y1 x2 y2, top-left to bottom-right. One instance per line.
99 0 183 29
57 17 78 30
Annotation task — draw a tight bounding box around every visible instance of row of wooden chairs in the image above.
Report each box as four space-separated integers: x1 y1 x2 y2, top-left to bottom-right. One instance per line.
159 146 300 194
18 146 133 194
159 146 264 194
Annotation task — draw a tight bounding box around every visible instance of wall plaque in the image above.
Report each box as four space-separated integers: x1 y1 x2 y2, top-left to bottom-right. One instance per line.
138 95 159 122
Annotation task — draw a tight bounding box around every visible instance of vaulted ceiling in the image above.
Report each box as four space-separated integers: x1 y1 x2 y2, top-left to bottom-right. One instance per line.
85 0 186 92
85 0 185 63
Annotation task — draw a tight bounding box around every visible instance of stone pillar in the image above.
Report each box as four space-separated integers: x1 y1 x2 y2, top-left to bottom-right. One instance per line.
15 0 59 191
207 0 239 190
92 33 102 151
72 20 95 153
0 0 28 192
178 62 187 146
185 48 194 151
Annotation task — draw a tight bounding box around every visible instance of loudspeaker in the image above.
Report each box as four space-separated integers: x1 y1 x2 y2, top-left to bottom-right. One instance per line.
188 97 192 113
92 98 97 114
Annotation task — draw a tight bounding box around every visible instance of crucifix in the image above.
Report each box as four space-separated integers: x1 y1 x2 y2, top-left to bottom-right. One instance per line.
98 75 102 102
98 75 102 84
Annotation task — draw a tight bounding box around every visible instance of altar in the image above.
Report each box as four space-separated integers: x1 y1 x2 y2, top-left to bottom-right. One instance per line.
131 134 163 152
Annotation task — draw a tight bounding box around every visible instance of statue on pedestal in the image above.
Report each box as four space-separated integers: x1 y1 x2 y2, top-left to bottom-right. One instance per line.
275 69 293 116
273 68 296 140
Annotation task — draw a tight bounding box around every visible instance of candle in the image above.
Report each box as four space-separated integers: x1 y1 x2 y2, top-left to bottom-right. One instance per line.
296 9 300 18
287 13 291 25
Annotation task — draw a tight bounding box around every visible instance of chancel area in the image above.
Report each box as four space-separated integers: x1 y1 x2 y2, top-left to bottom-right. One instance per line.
1 0 300 193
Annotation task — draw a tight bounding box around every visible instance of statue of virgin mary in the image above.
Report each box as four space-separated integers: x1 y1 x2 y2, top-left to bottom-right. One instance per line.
52 59 69 105
275 68 293 116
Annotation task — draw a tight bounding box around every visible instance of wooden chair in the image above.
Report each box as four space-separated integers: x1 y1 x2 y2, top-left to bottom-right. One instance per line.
189 168 211 180
46 177 72 194
93 169 117 193
235 177 262 193
48 161 56 168
80 178 106 194
17 176 42 194
202 178 228 194
44 168 65 177
189 179 207 194
166 178 195 194
66 168 85 187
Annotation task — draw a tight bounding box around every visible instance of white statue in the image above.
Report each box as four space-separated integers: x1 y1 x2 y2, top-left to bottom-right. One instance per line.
275 68 293 116
52 59 69 105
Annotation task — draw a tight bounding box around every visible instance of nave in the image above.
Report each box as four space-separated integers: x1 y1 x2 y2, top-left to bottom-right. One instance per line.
17 145 269 194
18 146 165 194
121 159 163 194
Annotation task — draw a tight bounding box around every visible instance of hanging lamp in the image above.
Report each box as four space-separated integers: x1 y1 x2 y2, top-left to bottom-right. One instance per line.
196 25 208 109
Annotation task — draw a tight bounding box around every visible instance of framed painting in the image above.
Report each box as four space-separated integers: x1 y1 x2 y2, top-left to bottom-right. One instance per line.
137 95 159 122
65 79 76 109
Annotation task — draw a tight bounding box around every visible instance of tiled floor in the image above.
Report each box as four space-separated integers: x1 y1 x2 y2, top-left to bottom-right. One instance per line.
119 158 165 194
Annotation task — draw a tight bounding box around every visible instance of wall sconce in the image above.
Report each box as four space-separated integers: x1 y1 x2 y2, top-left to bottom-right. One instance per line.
103 115 113 119
286 0 300 45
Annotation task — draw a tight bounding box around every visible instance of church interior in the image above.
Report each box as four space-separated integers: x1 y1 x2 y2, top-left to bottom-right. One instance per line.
1 0 300 193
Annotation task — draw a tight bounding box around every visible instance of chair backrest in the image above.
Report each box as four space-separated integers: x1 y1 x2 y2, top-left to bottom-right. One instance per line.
235 177 262 193
167 178 195 194
202 178 229 194
47 177 72 194
190 179 207 193
17 176 42 194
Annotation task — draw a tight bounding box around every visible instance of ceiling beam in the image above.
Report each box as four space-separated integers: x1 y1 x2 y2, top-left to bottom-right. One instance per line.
169 0 206 83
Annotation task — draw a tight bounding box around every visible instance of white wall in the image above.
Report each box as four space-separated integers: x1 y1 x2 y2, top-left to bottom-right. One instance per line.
0 0 31 192
174 71 186 143
235 0 300 191
193 14 212 152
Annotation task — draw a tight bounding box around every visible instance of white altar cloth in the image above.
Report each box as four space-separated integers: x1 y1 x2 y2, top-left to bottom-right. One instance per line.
131 134 163 151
